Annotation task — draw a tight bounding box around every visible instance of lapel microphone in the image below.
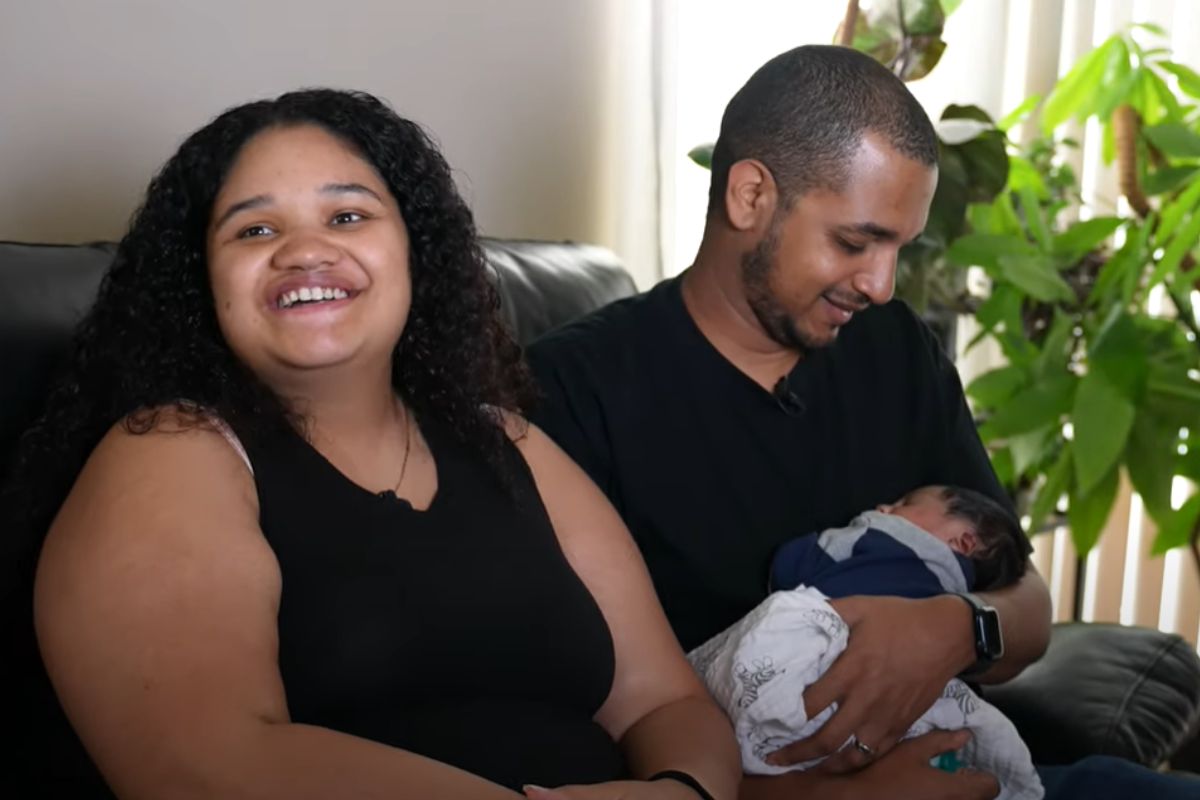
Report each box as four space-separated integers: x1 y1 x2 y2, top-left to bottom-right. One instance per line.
772 376 806 416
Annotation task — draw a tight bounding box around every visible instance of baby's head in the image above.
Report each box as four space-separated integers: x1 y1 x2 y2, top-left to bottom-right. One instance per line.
876 485 1027 591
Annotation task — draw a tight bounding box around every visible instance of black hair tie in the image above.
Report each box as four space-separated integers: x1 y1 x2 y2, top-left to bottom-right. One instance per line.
648 769 717 800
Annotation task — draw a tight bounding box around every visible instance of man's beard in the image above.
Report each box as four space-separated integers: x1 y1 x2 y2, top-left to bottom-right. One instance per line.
740 227 818 353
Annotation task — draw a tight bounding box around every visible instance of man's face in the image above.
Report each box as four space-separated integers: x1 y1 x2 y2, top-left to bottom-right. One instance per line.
741 135 937 351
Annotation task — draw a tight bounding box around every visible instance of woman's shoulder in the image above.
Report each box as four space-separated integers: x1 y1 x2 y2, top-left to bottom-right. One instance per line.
88 404 255 481
46 405 263 554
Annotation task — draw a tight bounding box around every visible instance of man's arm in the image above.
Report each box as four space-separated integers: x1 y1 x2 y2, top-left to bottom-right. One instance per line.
973 564 1052 682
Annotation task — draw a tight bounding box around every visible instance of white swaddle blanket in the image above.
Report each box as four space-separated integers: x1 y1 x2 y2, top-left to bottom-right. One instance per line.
688 515 1043 800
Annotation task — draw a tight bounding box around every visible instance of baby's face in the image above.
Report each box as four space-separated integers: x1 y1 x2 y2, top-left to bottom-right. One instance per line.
876 486 978 556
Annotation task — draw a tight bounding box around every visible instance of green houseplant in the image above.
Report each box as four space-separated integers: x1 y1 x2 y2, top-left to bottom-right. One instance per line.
952 24 1200 562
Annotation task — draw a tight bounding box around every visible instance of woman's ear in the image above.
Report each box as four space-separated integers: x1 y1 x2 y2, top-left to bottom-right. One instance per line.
723 158 778 233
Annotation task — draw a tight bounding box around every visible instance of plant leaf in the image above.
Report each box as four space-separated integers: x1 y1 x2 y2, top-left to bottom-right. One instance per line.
1144 68 1183 123
1133 21 1168 36
978 373 1077 441
1072 372 1136 495
967 365 1028 407
996 254 1075 302
1052 217 1123 263
1017 185 1051 251
1125 412 1180 525
1029 444 1072 534
1088 217 1151 306
937 118 994 145
1144 123 1200 158
924 146 969 245
1088 308 1149 399
1148 205 1200 287
1143 166 1199 196
1011 425 1056 477
1033 309 1075 379
991 446 1016 488
1159 61 1200 99
1094 53 1137 121
1150 493 1200 555
1067 463 1120 556
998 95 1042 133
945 234 1037 274
1042 36 1121 132
1154 177 1200 247
688 143 713 169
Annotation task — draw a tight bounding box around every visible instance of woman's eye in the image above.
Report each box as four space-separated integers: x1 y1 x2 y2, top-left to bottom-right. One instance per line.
237 224 274 239
332 211 366 225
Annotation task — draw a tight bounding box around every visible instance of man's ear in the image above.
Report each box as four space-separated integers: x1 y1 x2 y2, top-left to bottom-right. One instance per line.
724 159 778 232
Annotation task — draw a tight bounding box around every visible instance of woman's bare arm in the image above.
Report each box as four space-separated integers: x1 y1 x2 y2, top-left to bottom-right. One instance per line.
512 419 741 800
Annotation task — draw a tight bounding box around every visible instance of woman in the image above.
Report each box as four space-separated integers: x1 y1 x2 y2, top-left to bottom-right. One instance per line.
8 89 739 799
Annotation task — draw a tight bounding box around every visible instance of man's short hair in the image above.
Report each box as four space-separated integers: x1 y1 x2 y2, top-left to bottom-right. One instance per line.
940 486 1029 591
708 44 939 215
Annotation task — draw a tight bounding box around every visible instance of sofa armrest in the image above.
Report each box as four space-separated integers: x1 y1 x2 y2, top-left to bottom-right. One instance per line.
982 622 1200 766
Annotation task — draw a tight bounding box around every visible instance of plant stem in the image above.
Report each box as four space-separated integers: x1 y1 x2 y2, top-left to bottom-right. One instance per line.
838 0 859 47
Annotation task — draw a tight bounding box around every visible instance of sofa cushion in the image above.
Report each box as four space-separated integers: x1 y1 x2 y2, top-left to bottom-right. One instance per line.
984 621 1200 766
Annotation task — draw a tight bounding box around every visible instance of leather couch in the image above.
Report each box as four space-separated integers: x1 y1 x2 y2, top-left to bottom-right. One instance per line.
3 238 1199 786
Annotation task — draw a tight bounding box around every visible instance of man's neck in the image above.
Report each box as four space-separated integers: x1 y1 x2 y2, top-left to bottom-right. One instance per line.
680 243 800 391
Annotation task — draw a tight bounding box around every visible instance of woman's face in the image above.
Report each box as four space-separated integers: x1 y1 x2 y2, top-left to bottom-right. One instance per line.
206 124 411 389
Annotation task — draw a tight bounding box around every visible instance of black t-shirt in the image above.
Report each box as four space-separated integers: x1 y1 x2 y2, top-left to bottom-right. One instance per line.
527 275 1028 652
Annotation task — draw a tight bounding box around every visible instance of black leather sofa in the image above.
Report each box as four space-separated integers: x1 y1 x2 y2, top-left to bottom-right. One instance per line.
3 238 1200 787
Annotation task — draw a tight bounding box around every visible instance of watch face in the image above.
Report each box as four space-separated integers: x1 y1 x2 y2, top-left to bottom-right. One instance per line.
977 607 1004 660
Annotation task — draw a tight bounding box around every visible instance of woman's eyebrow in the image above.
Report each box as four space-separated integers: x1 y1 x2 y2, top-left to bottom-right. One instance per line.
319 182 383 202
213 194 272 230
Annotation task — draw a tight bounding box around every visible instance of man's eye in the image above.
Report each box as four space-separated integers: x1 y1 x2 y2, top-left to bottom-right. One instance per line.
836 237 866 255
332 211 366 225
237 224 273 239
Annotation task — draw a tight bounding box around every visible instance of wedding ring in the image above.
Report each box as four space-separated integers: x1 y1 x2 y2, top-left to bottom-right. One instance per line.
853 736 875 758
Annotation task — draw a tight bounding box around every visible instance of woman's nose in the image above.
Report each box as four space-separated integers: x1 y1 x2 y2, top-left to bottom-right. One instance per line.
270 231 340 271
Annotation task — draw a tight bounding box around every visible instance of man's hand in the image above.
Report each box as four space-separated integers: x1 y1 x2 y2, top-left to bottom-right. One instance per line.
744 730 999 800
765 594 975 770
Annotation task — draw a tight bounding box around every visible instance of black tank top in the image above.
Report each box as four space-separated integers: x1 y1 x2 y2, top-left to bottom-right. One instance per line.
241 414 626 790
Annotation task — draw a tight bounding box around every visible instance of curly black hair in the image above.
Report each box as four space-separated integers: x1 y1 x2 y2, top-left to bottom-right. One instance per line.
9 87 534 535
940 485 1029 592
2 92 535 782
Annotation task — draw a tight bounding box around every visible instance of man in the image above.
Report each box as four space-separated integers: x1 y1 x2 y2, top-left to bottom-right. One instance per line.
529 45 1197 798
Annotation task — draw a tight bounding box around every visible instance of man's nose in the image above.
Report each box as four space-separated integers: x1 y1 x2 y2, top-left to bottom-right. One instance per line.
852 250 897 305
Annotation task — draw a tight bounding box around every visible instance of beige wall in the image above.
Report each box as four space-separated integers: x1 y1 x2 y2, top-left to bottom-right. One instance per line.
0 0 621 257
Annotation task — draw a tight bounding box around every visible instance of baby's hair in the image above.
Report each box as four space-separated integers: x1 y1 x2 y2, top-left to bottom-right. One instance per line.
940 486 1028 591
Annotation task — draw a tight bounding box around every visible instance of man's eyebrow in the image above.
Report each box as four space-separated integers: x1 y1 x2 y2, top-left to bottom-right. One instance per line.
835 222 902 242
319 182 384 203
213 194 272 230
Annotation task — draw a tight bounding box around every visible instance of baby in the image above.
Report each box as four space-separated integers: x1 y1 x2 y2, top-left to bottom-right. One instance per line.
689 485 1043 800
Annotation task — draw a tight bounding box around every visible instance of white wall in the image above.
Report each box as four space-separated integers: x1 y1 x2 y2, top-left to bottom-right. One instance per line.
0 0 640 273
